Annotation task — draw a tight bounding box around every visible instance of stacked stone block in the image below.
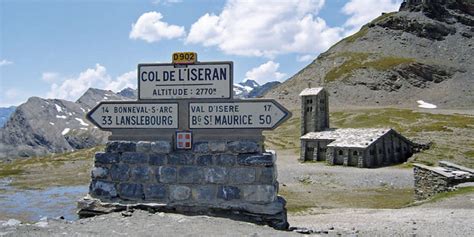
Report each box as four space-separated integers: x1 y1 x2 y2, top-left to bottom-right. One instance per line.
84 140 288 229
91 140 278 204
413 163 473 201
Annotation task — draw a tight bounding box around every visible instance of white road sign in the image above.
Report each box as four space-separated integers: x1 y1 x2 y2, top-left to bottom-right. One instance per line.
189 100 291 129
138 62 232 100
86 102 178 129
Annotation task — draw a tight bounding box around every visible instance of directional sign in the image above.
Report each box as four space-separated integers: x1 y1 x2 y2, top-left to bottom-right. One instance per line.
138 62 233 100
86 101 178 129
188 100 291 129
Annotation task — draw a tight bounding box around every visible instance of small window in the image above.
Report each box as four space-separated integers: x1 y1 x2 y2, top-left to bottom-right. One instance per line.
310 107 313 112
353 151 358 156
338 150 343 155
319 148 327 152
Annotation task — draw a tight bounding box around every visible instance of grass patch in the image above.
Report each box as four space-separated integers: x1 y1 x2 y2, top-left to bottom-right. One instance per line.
264 114 301 152
324 52 369 82
0 146 103 190
280 186 414 212
429 187 474 203
344 27 369 44
0 169 24 178
331 108 473 134
324 52 415 82
408 187 474 207
464 150 474 158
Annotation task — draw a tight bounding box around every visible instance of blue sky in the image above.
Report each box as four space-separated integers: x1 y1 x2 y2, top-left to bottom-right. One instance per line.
0 0 401 107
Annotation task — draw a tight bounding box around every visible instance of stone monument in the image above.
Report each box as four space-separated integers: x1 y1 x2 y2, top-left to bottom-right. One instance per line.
78 52 291 229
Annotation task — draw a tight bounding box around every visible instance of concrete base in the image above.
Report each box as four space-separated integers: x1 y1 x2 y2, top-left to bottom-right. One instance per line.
77 195 289 230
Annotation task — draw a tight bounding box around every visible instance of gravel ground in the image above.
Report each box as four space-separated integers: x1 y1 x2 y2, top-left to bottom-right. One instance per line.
290 195 474 236
1 194 472 237
1 149 472 236
275 150 413 189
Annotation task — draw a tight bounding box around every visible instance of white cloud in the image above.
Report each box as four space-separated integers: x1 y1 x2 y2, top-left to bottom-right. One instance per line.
342 0 402 31
186 0 343 58
0 88 26 107
46 64 136 101
244 61 287 85
152 0 183 5
297 54 315 62
105 70 137 92
130 11 185 43
0 59 13 66
5 88 20 99
41 72 60 83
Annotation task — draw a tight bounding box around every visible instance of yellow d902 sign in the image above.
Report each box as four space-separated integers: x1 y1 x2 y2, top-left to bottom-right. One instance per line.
172 52 197 64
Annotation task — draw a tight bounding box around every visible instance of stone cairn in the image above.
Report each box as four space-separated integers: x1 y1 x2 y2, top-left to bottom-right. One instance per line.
78 139 289 229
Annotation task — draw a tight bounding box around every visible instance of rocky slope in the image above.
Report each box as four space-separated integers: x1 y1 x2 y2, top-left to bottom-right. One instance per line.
0 88 132 159
265 0 474 110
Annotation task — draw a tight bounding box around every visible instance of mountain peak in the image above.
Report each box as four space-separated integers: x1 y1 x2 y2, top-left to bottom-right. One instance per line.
241 79 260 88
117 87 137 99
264 1 473 109
400 0 474 23
76 88 128 110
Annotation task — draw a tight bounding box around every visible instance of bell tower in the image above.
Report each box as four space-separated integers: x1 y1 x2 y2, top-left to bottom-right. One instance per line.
300 87 329 135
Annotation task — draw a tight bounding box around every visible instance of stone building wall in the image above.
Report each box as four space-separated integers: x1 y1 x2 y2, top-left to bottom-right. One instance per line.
80 140 288 229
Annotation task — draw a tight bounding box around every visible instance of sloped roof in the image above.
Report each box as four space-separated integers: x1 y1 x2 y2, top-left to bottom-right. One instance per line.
299 87 324 96
301 128 392 148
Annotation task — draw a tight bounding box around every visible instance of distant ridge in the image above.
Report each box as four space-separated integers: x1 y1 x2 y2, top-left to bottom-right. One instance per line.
0 88 132 159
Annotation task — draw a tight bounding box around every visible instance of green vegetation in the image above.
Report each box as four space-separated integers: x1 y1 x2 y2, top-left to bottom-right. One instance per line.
331 108 473 134
428 187 474 203
408 187 474 207
264 108 474 168
344 27 369 44
280 186 414 213
324 52 415 82
264 114 301 153
0 146 102 189
324 52 369 82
